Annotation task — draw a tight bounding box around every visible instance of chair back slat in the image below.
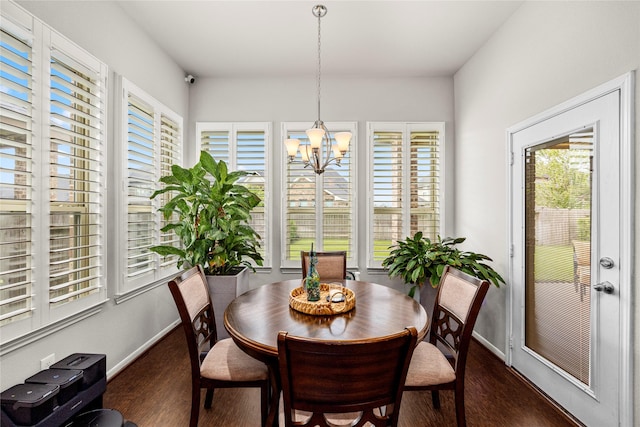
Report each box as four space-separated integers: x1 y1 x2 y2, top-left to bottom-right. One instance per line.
301 251 347 281
168 266 217 373
430 266 490 370
177 272 209 321
278 327 418 427
439 273 478 322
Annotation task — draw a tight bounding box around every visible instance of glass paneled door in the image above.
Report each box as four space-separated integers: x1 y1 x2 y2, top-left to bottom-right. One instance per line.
523 131 593 386
509 83 631 427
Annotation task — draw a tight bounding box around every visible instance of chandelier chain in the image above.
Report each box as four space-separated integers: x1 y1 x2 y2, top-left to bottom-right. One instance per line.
316 10 322 123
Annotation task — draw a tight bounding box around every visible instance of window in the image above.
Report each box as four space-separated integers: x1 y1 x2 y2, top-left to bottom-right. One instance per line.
196 122 271 267
118 78 182 295
1 2 108 343
281 122 357 268
367 122 444 268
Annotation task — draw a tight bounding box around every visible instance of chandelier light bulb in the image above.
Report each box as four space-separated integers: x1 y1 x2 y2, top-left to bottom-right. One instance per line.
300 145 312 163
334 132 351 153
306 128 325 150
285 138 301 160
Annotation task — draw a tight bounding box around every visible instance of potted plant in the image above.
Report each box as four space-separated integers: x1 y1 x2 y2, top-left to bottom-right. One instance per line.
382 232 505 301
150 151 263 339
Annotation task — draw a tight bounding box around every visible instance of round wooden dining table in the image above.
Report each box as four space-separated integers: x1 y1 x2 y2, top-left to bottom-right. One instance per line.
224 279 429 426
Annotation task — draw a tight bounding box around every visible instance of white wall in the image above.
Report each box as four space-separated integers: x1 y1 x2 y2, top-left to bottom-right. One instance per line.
453 0 639 416
0 1 189 389
188 76 455 290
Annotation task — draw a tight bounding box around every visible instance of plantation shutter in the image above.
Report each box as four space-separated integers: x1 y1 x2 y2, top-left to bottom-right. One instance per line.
372 131 404 262
48 51 103 304
236 131 267 261
284 131 316 262
118 78 183 294
158 114 181 268
0 26 34 323
126 94 156 279
409 131 440 237
322 137 353 257
199 130 229 164
369 123 443 267
1 6 108 338
282 122 356 266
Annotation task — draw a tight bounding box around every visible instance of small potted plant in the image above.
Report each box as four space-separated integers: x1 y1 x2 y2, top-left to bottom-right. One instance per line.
150 151 263 339
382 232 505 299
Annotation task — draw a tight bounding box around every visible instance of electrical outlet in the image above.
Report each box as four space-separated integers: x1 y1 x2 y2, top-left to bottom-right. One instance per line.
41 354 55 370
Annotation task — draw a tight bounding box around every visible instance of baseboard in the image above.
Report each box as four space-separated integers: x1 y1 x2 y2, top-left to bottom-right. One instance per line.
106 319 180 381
471 331 505 361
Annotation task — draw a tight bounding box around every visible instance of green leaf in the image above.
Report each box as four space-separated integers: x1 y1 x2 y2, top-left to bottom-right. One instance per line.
408 285 417 298
150 246 185 257
218 159 228 182
171 164 192 183
199 151 217 175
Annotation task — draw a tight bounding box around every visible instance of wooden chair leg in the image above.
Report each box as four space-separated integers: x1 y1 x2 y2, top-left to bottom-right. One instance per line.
190 383 201 427
260 382 269 427
431 390 441 409
204 387 214 409
454 386 466 427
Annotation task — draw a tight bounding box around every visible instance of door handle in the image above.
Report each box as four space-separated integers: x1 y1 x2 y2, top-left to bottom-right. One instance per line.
599 257 615 269
593 281 614 294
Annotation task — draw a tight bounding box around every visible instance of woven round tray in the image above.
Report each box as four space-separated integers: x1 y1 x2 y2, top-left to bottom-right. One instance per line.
289 283 355 315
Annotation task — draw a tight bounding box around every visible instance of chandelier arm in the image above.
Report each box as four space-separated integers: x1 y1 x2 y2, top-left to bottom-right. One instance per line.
323 130 333 168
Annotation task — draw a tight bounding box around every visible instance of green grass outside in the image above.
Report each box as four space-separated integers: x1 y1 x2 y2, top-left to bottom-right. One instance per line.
534 245 574 282
290 240 575 282
288 238 394 260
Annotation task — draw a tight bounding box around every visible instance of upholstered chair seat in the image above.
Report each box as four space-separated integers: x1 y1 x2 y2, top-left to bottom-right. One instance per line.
200 339 268 382
405 342 456 386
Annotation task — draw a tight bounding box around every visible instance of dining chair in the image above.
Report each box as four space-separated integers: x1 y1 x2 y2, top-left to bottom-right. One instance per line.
403 265 490 427
300 250 355 280
572 240 591 287
168 265 269 427
277 327 418 427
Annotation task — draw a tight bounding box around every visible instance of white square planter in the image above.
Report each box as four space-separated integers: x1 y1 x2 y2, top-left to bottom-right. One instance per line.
206 267 249 341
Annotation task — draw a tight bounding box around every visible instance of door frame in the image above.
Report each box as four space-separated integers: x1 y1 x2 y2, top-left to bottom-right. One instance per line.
506 72 634 426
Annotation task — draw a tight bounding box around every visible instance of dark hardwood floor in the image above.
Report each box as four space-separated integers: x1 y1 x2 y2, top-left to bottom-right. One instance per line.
104 327 580 427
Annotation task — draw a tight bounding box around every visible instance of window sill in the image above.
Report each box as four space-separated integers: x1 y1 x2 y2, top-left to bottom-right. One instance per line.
252 266 273 274
366 268 389 275
114 277 170 305
0 301 106 356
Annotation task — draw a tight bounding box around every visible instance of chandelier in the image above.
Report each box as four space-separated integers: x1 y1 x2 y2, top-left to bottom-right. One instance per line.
284 4 351 175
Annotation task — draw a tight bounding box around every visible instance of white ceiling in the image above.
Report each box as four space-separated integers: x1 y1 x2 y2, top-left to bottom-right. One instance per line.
116 1 523 79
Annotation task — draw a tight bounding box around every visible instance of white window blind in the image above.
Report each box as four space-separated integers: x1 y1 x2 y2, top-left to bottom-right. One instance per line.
281 122 357 268
199 129 229 164
368 123 444 268
120 78 182 294
196 122 271 267
48 51 104 305
0 23 34 325
158 114 181 268
126 94 156 279
1 2 108 342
